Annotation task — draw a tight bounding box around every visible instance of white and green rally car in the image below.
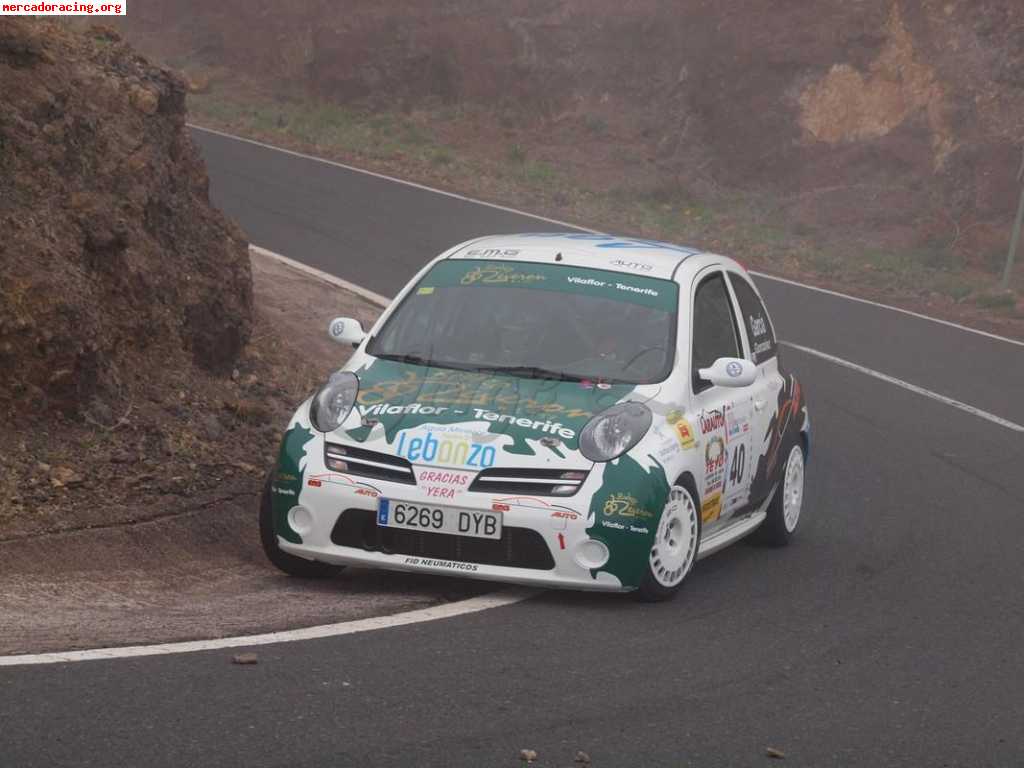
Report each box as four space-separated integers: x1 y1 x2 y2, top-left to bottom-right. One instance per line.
261 233 810 600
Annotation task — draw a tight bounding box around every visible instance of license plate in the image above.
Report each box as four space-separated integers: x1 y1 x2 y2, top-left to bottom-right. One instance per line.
377 499 502 540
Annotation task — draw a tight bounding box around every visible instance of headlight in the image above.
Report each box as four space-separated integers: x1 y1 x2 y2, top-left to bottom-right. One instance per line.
579 402 652 462
309 371 359 433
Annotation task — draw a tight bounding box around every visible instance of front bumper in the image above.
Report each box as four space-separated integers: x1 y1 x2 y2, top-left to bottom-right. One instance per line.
277 473 628 592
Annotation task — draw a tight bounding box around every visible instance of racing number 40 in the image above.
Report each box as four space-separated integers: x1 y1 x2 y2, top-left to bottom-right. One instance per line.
728 444 746 487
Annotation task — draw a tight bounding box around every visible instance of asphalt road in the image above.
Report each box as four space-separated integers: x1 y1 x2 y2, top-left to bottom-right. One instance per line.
2 126 1023 768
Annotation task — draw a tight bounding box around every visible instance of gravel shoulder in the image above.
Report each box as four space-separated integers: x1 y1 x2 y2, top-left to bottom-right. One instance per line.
0 250 486 656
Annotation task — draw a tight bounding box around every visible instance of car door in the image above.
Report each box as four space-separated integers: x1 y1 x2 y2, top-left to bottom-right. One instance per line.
726 271 785 507
687 269 756 533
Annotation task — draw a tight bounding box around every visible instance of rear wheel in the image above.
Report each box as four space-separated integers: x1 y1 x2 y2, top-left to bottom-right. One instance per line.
637 484 701 602
259 474 345 578
754 442 805 546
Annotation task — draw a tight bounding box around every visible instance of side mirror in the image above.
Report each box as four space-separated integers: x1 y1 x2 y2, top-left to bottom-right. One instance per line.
698 357 757 388
327 317 366 348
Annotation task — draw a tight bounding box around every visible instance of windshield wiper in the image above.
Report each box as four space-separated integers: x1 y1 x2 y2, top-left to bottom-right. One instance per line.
474 365 586 382
372 353 479 372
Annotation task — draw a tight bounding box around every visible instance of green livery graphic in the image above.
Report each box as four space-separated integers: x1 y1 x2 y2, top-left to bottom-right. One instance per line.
346 360 634 456
270 424 315 543
589 453 671 586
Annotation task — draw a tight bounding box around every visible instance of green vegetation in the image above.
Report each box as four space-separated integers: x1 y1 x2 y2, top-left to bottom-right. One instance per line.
190 93 457 166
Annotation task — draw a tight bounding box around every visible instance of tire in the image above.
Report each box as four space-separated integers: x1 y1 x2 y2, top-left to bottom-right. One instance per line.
754 442 805 547
259 474 345 578
637 482 702 602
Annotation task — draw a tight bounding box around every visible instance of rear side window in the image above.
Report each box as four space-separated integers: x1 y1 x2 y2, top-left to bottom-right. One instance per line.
728 272 777 364
691 272 741 392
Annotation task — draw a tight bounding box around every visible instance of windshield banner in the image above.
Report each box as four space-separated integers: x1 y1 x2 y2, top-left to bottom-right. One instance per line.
419 260 678 311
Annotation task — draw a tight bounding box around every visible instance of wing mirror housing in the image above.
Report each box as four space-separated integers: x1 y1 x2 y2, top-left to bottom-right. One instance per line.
327 317 366 348
698 357 757 388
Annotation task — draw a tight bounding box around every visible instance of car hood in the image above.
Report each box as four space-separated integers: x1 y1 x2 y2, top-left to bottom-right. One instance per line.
337 358 642 468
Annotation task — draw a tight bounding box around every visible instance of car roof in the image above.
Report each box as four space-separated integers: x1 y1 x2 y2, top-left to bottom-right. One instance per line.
444 233 706 281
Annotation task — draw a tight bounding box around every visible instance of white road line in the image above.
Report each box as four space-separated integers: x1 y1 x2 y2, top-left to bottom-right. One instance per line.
782 341 1024 433
756 273 1024 349
251 245 391 307
0 589 537 667
191 123 1023 349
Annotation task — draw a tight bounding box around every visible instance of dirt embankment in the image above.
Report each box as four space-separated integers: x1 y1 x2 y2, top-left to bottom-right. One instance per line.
118 0 1024 263
0 21 353 539
0 20 252 419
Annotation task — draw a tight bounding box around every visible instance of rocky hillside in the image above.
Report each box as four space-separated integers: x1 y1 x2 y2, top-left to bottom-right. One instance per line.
119 0 1024 263
0 19 252 423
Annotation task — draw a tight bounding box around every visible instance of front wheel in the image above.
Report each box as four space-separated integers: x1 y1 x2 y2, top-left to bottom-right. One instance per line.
259 474 346 578
754 442 805 546
637 484 701 602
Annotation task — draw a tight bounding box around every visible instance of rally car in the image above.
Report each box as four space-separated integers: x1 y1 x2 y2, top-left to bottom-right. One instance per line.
260 233 810 600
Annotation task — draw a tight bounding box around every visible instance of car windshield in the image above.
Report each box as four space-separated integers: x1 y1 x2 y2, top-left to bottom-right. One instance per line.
366 259 678 384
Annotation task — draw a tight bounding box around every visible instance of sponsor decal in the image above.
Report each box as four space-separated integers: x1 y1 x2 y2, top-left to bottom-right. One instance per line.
599 520 650 535
276 472 298 482
461 264 546 286
466 248 521 258
726 361 743 378
654 438 679 462
750 314 768 337
360 402 453 417
725 402 750 443
360 402 577 440
403 556 479 572
472 409 576 439
550 510 581 520
700 408 726 435
611 259 654 272
492 502 510 512
701 492 723 523
328 319 348 339
666 410 682 424
396 430 496 468
415 467 474 499
602 493 654 519
417 286 435 295
704 436 727 496
557 533 566 550
566 276 660 298
674 418 697 449
271 486 296 497
304 473 382 497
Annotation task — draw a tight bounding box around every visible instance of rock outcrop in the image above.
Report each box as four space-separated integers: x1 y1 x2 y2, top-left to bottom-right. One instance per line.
0 20 252 422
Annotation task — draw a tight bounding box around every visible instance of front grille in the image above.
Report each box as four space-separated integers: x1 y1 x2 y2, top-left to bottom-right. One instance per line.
468 467 589 497
330 509 555 571
324 442 415 485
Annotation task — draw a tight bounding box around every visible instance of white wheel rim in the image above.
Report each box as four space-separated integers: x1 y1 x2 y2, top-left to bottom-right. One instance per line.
649 487 698 588
782 445 804 533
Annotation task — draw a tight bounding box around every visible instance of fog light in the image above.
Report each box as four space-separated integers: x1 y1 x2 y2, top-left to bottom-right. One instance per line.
574 538 610 570
287 505 314 536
